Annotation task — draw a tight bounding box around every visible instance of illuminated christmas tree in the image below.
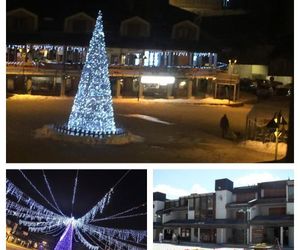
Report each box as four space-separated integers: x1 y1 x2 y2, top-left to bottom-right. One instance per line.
67 11 116 135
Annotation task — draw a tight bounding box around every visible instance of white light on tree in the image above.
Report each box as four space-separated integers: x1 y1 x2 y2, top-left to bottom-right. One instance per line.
141 76 175 85
67 10 116 135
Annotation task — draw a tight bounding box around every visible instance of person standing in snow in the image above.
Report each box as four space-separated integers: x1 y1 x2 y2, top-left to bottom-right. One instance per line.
220 114 229 138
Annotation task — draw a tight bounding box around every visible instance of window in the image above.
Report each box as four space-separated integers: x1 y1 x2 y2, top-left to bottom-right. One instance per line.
181 228 190 238
236 192 256 202
120 17 150 37
72 20 87 32
207 196 214 210
7 9 37 32
172 21 199 41
64 13 95 33
264 188 286 198
201 196 207 210
180 198 188 206
188 198 194 210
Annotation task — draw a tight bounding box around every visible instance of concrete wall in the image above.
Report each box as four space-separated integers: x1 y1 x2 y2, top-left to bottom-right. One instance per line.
235 64 268 79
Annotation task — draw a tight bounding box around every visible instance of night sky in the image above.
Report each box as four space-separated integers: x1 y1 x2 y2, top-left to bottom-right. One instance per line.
6 169 147 248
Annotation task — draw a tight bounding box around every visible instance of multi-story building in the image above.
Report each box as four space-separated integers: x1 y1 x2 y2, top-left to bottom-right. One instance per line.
6 0 240 100
153 178 294 248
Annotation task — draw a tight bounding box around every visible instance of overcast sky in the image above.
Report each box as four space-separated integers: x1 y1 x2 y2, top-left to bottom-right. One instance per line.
154 169 294 199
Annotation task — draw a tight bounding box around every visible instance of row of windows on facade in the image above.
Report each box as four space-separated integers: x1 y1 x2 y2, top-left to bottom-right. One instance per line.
164 186 294 210
160 207 287 223
7 46 217 68
7 9 200 41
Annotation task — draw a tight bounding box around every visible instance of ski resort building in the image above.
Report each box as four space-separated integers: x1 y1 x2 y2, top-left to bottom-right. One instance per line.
6 0 242 100
153 178 294 248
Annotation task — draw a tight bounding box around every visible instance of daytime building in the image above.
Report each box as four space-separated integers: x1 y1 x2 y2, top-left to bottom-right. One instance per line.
153 178 294 248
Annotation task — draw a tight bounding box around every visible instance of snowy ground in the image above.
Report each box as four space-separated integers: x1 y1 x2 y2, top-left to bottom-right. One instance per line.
153 243 244 250
6 242 31 250
6 95 290 163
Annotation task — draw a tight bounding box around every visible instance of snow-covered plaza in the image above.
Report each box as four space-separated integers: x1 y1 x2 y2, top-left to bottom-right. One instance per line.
153 242 245 250
7 95 290 163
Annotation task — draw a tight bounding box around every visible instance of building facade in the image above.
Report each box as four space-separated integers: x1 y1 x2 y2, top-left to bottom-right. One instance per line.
153 178 294 248
6 1 239 100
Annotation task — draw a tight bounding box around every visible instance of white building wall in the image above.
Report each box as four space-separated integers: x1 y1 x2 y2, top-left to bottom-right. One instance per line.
153 201 165 222
215 190 233 219
249 205 259 220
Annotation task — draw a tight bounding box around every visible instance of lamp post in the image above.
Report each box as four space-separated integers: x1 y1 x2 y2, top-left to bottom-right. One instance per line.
274 119 281 161
228 59 237 103
267 112 287 160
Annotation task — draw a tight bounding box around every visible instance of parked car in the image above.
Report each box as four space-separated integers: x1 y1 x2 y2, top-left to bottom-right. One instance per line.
253 80 272 98
239 78 257 93
275 83 293 96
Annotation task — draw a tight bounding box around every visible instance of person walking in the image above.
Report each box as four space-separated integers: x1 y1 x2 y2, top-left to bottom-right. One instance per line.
159 232 164 243
177 234 181 245
220 114 229 138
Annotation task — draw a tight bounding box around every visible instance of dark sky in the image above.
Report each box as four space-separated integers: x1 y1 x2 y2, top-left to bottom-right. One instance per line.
6 169 147 229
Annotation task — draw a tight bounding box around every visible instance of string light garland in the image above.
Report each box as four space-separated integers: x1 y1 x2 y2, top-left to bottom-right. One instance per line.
6 170 146 250
43 170 66 217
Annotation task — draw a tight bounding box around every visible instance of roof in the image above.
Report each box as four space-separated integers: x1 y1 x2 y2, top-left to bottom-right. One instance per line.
8 0 212 51
233 185 258 194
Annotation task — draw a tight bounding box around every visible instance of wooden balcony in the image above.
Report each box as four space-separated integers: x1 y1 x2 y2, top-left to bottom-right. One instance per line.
6 62 218 79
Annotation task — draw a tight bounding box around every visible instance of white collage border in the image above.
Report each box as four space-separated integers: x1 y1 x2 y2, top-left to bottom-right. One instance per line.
0 0 299 249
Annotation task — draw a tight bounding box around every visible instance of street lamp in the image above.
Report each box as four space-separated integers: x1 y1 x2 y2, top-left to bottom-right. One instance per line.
266 112 288 160
228 59 237 103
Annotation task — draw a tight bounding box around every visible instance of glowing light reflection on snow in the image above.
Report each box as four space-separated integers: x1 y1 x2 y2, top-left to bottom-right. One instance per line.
120 114 174 125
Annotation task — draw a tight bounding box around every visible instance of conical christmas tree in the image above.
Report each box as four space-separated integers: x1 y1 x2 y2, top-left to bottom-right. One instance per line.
54 222 74 250
67 11 116 134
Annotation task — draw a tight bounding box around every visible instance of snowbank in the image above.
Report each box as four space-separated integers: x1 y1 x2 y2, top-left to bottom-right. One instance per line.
7 94 72 101
34 125 144 145
239 140 287 157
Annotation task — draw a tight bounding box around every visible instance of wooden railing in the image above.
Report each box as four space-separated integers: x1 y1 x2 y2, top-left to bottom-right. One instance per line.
7 62 218 78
